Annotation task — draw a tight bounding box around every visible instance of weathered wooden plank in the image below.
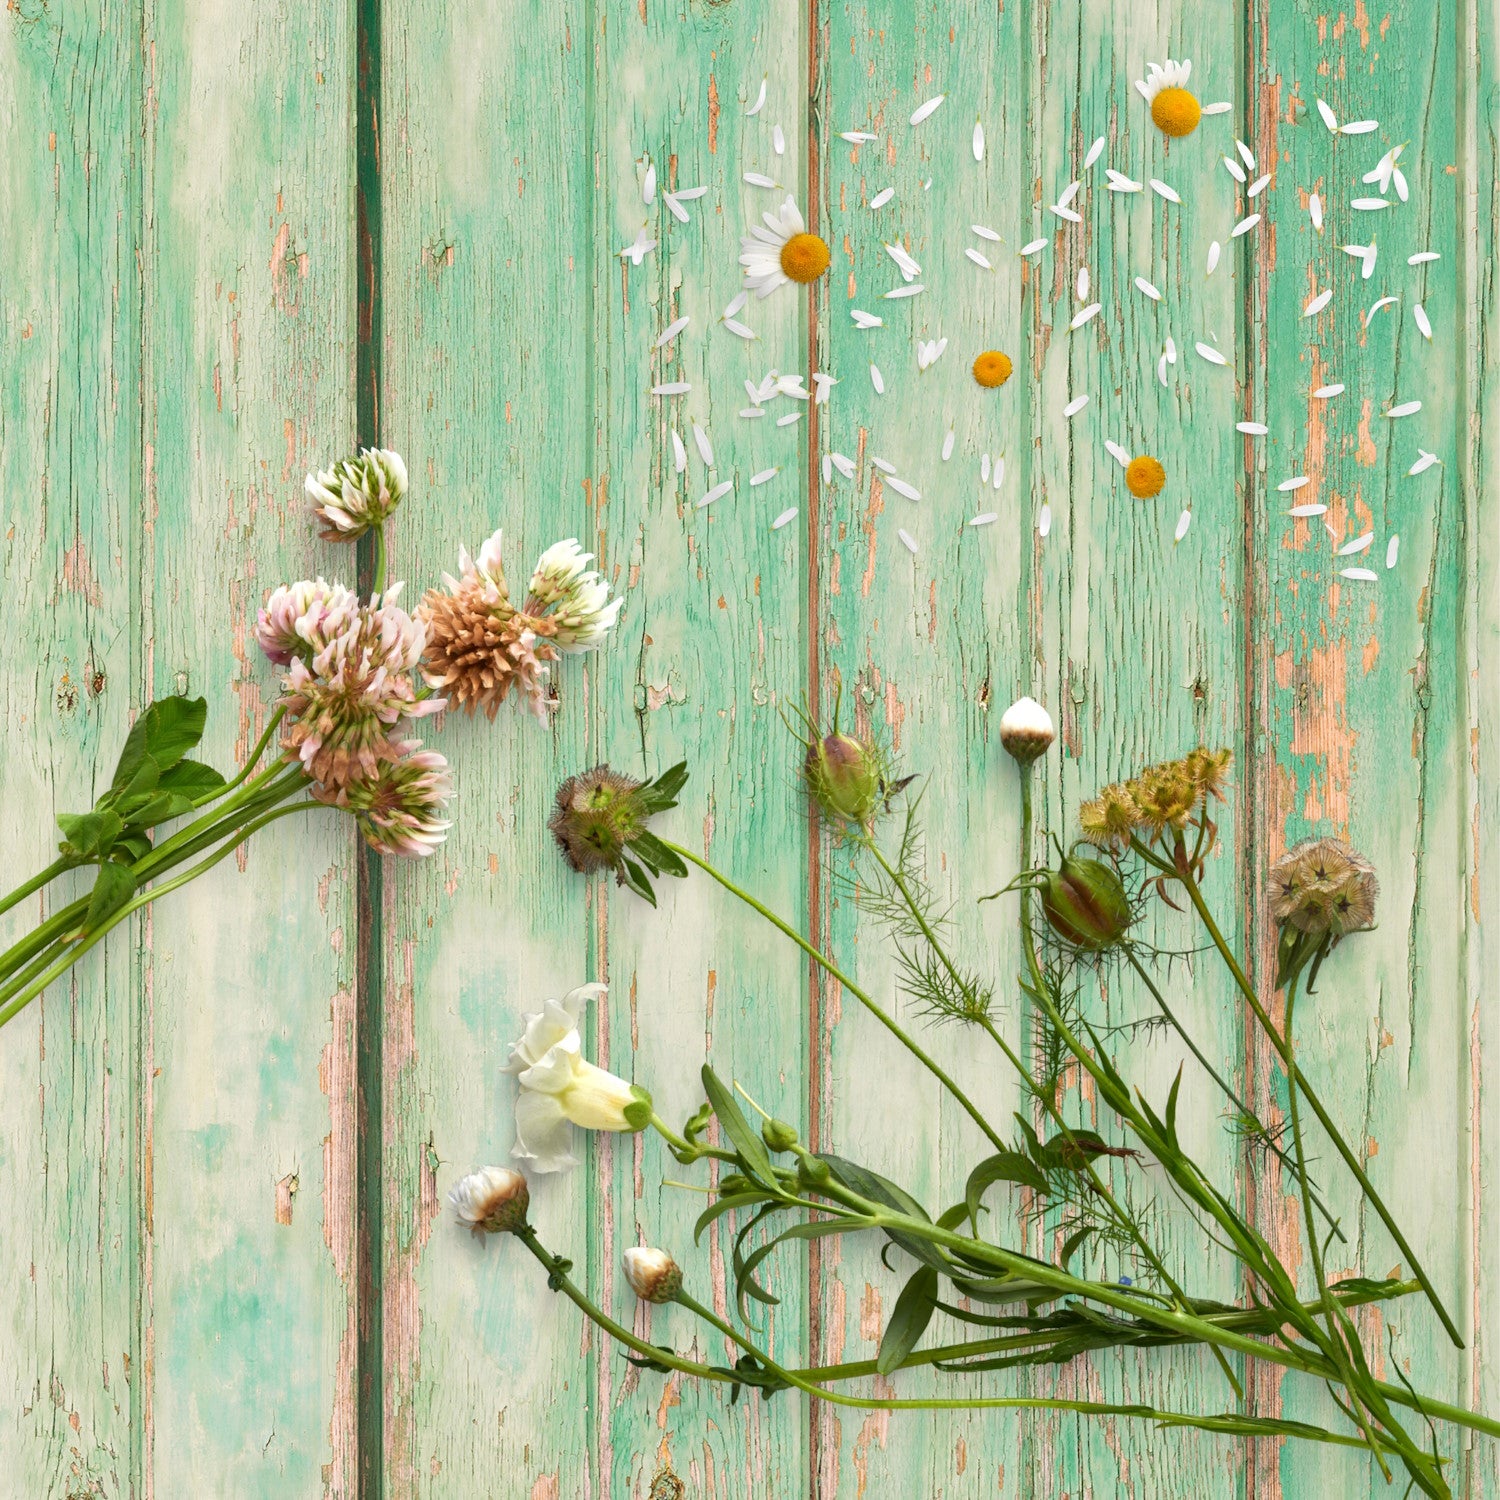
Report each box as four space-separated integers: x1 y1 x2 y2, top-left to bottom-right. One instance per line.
0 3 140 1493
374 2 600 1493
140 0 360 1491
1247 2 1495 1494
592 3 812 1496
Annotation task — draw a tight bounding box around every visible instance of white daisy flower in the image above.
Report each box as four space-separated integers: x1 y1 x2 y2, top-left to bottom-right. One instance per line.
740 195 831 298
1136 59 1203 137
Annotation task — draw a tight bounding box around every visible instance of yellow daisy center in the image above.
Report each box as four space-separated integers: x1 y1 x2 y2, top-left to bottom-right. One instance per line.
780 232 831 283
1151 87 1201 138
972 350 1013 388
1126 455 1166 499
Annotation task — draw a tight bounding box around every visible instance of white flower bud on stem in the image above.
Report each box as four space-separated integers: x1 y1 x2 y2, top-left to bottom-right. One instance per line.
1000 696 1055 763
622 1246 683 1304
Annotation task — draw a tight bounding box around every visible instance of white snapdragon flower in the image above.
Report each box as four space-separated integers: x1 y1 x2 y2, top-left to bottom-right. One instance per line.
504 984 651 1172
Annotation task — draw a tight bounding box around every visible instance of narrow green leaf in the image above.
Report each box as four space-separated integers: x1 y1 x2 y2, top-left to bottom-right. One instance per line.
965 1151 1049 1229
701 1066 778 1188
693 1190 771 1246
632 829 687 878
618 856 657 906
877 1265 938 1374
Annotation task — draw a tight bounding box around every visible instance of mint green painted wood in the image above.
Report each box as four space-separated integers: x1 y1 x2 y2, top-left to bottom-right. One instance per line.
139 1 361 1492
0 4 139 1493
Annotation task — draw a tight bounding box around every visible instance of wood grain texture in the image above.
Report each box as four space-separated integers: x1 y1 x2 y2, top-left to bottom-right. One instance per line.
0 0 1495 1496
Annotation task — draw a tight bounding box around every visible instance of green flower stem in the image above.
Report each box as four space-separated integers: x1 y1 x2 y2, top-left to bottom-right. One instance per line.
0 857 77 922
372 525 388 597
0 895 89 983
862 832 1239 1398
649 1113 737 1166
0 801 324 1029
1164 851 1462 1350
1121 945 1344 1246
194 707 287 807
140 763 299 875
662 838 1009 1157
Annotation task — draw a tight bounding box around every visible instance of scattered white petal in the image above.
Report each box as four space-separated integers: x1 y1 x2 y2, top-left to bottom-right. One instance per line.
1150 178 1181 203
1409 450 1440 475
1236 139 1256 169
1313 383 1345 399
969 511 997 527
1248 172 1272 197
739 407 765 419
662 193 689 224
1340 119 1379 135
1084 135 1105 169
723 318 758 340
743 172 778 188
897 527 918 553
869 363 885 394
1201 101 1232 115
812 372 838 403
674 186 709 201
746 77 768 116
1340 567 1378 581
1195 341 1228 366
884 242 922 279
670 429 687 472
1020 238 1049 256
1303 289 1333 317
652 381 691 395
1058 179 1082 208
1409 251 1440 265
1414 304 1432 339
1339 532 1374 555
1207 240 1222 275
942 429 955 461
966 247 994 270
698 480 733 508
642 161 656 204
1070 302 1102 329
771 508 798 530
618 228 657 265
973 119 985 161
1232 213 1261 238
1310 193 1323 230
981 453 991 483
1077 266 1091 300
772 124 786 156
830 452 856 479
1393 167 1409 202
910 94 946 126
692 422 713 466
656 316 690 348
1038 503 1052 537
972 224 1002 242
888 477 921 501
1237 421 1269 435
1106 170 1143 193
822 454 832 484
1386 536 1400 568
1222 155 1248 184
1104 440 1130 467
723 291 748 319
1278 476 1310 492
1157 353 1169 386
1386 400 1421 418
840 131 878 144
1064 394 1090 417
750 467 779 487
872 456 898 475
851 308 884 328
1175 509 1192 542
1050 203 1083 223
1351 197 1390 211
1367 299 1400 328
869 187 894 210
992 456 1006 490
1289 503 1327 517
777 411 802 427
1316 98 1339 132
1135 276 1162 301
883 284 925 299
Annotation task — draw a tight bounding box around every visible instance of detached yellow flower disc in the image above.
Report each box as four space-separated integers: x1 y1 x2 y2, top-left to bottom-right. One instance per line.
779 232 831 283
1151 87 1201 138
1126 455 1166 499
972 350 1013 388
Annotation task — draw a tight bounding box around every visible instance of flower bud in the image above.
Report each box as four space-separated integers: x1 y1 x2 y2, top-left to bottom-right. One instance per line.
804 731 885 826
1040 852 1133 951
622 1246 683 1304
796 1153 833 1189
447 1166 530 1235
1000 696 1055 763
761 1117 799 1153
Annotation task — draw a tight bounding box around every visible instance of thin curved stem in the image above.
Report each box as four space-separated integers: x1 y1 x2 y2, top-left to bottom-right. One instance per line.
197 708 286 806
662 838 1008 1156
0 858 77 922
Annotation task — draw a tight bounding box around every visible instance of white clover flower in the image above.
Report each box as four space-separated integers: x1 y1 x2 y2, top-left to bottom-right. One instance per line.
344 745 453 857
999 696 1056 763
306 448 408 541
448 1165 529 1235
255 577 358 666
740 196 831 299
523 539 624 653
503 984 651 1172
622 1246 682 1304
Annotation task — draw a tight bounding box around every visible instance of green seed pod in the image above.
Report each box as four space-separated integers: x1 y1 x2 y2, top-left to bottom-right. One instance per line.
762 1117 799 1153
1040 853 1133 951
804 732 885 825
718 1173 752 1196
796 1152 833 1189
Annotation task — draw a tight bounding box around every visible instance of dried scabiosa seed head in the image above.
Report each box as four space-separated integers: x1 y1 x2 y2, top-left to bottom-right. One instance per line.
549 761 689 906
448 1166 530 1236
305 448 408 541
1270 837 1379 937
